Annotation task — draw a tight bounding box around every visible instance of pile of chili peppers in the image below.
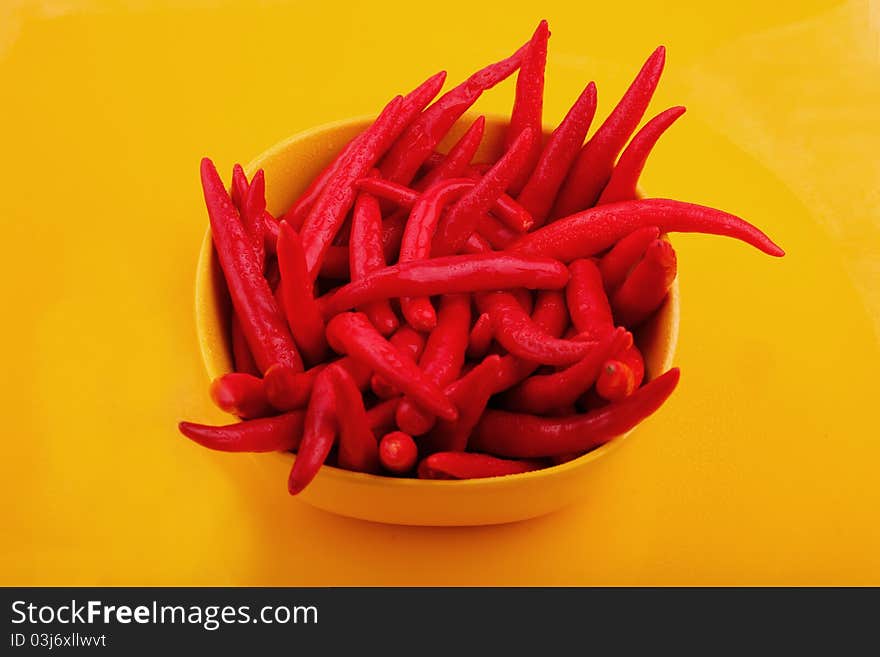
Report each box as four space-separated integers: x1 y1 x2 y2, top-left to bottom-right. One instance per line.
179 21 784 493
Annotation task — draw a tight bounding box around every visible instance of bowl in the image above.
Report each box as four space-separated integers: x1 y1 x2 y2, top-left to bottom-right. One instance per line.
194 114 679 526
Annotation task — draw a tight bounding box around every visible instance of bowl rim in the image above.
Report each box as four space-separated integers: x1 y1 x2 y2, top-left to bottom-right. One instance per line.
195 113 680 488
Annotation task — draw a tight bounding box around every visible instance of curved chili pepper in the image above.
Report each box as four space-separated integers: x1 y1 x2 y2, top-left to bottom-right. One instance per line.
299 95 406 278
502 327 631 414
179 412 305 453
466 312 493 360
553 46 666 217
326 312 458 421
201 158 301 373
566 258 614 340
415 115 486 191
350 190 399 336
276 221 329 364
209 372 273 419
462 232 493 254
517 82 597 226
288 367 338 494
433 127 536 256
493 289 570 392
371 325 427 399
512 198 784 260
597 106 686 205
395 294 470 435
230 164 249 212
417 452 543 479
598 225 660 292
378 431 419 474
595 359 637 402
318 253 570 319
366 398 401 436
472 367 680 457
379 45 525 185
243 169 267 265
476 213 518 250
420 354 503 453
619 343 645 388
284 71 446 228
506 20 549 194
327 364 380 473
476 291 595 366
611 238 677 326
231 314 259 376
264 362 327 411
398 179 473 330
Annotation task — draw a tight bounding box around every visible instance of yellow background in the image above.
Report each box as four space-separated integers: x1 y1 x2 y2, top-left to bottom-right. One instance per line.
2 0 878 585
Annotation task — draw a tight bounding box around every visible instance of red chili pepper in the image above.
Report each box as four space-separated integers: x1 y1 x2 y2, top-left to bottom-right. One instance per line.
517 82 597 226
371 325 427 399
511 198 784 260
179 412 305 453
379 431 419 474
598 225 660 292
597 106 686 205
261 210 281 256
201 158 301 373
476 213 518 250
502 327 631 414
414 116 486 191
288 367 338 494
230 314 259 376
209 372 273 419
327 364 380 473
619 343 645 388
230 164 249 212
566 258 614 340
320 245 351 280
326 312 458 421
350 190 399 336
398 179 473 330
506 20 550 195
611 238 677 326
366 398 401 436
276 221 329 364
553 46 667 217
299 95 406 278
466 312 493 360
595 359 637 402
284 71 446 228
264 362 327 411
476 291 595 366
420 354 503 453
493 289 570 392
318 253 570 319
243 169 267 266
379 45 526 185
462 232 493 254
433 127 536 256
417 452 543 479
395 294 470 435
471 367 680 457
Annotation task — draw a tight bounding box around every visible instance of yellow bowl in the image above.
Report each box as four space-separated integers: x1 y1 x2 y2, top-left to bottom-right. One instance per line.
194 114 679 526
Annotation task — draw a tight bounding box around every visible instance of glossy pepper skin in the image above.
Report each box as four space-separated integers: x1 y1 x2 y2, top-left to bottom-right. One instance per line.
371 325 427 399
502 327 631 414
318 253 570 319
611 238 677 326
288 367 338 495
595 359 637 402
476 291 595 366
414 116 486 191
276 221 329 365
179 412 305 453
201 158 301 373
378 431 418 474
230 314 259 376
553 46 667 217
350 190 399 336
511 198 785 260
598 226 660 292
209 372 273 419
505 20 550 194
328 364 380 474
472 367 680 458
326 312 459 422
395 294 471 436
516 81 597 226
466 312 493 360
566 258 615 340
417 452 543 479
597 106 686 205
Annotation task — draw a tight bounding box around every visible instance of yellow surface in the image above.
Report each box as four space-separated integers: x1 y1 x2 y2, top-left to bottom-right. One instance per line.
1 0 878 583
196 116 680 526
